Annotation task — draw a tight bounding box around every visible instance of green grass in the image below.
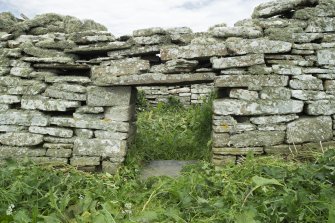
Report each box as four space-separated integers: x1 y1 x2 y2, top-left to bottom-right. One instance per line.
129 92 213 162
0 150 334 222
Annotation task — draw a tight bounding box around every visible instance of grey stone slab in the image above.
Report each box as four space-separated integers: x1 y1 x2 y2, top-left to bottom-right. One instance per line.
73 138 126 158
75 129 94 138
213 99 303 116
229 89 258 101
229 131 285 147
0 109 48 126
70 156 101 166
29 126 73 138
94 130 129 140
0 146 46 158
93 72 216 86
0 133 43 146
150 59 198 74
227 38 292 55
210 26 263 38
7 82 47 95
289 75 323 90
45 76 91 84
211 54 265 69
104 105 135 122
133 35 171 45
252 0 318 18
292 90 334 100
0 125 27 132
286 116 332 143
0 95 21 104
46 149 72 158
260 87 291 100
318 50 335 66
292 33 323 43
306 17 335 33
307 100 335 115
215 75 288 89
212 147 264 155
21 96 81 111
65 41 131 54
87 86 133 106
250 114 299 125
76 106 104 114
133 27 166 37
50 117 129 132
43 143 73 150
160 43 228 61
43 87 86 101
50 83 86 93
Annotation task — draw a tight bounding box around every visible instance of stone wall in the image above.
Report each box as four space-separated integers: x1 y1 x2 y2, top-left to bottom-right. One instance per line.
0 0 334 170
138 83 214 106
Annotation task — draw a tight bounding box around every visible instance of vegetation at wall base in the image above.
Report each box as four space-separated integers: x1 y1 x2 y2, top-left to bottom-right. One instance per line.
0 149 334 223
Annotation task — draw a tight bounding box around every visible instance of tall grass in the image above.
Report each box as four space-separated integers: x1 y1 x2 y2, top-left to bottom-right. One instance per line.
128 92 214 162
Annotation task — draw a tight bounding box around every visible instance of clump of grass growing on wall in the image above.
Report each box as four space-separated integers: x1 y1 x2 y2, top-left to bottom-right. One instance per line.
129 91 214 162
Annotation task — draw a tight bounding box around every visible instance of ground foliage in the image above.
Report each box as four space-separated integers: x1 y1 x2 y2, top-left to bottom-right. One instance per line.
0 150 334 222
131 92 213 161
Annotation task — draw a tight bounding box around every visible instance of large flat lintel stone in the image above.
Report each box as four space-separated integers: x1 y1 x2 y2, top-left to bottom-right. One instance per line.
212 147 264 155
213 99 304 116
93 72 216 86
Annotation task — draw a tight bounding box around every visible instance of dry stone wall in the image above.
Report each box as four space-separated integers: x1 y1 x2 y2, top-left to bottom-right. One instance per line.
0 0 334 170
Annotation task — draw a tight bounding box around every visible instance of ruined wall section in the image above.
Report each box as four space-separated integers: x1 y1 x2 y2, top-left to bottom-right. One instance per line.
0 0 335 170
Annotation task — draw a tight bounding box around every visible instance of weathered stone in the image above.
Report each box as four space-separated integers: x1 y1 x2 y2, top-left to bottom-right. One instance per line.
7 82 47 95
272 65 302 75
50 117 129 132
213 122 256 134
133 35 170 45
22 45 71 59
250 114 299 125
215 75 288 89
72 113 104 120
210 27 263 38
22 57 74 64
227 38 292 55
0 76 39 87
286 116 332 143
21 96 80 111
74 35 115 44
102 161 121 174
28 157 68 165
71 156 100 166
0 104 9 112
65 41 131 54
303 141 335 151
93 72 216 86
87 86 133 106
73 138 126 157
212 156 236 166
45 76 91 84
211 54 265 69
0 133 43 146
75 129 94 138
150 59 198 74
35 39 76 50
91 58 150 80
0 125 26 132
29 126 73 138
292 33 323 43
161 44 228 61
44 137 75 144
133 27 166 37
213 99 303 116
252 0 318 18
49 83 86 93
94 130 128 140
260 87 291 100
43 88 86 101
289 75 323 90
307 100 335 115
229 89 258 101
43 143 73 150
10 67 33 78
292 90 334 100
0 110 48 126
318 50 335 66
0 95 21 104
69 31 113 43
213 147 264 155
306 17 335 33
0 146 46 158
107 45 160 57
104 105 135 122
229 131 285 147
76 106 104 114
258 124 287 131
33 63 90 70
46 149 72 158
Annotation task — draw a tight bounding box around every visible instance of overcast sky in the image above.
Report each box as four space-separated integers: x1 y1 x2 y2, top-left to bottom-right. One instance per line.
0 0 271 36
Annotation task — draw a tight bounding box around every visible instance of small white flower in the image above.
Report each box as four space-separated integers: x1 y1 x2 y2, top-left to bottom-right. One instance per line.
78 194 84 200
6 204 15 216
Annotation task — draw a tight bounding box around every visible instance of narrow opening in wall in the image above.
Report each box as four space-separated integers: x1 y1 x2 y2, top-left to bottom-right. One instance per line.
128 86 213 164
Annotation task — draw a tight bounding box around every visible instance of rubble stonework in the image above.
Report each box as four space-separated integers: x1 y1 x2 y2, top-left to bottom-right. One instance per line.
0 0 335 171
